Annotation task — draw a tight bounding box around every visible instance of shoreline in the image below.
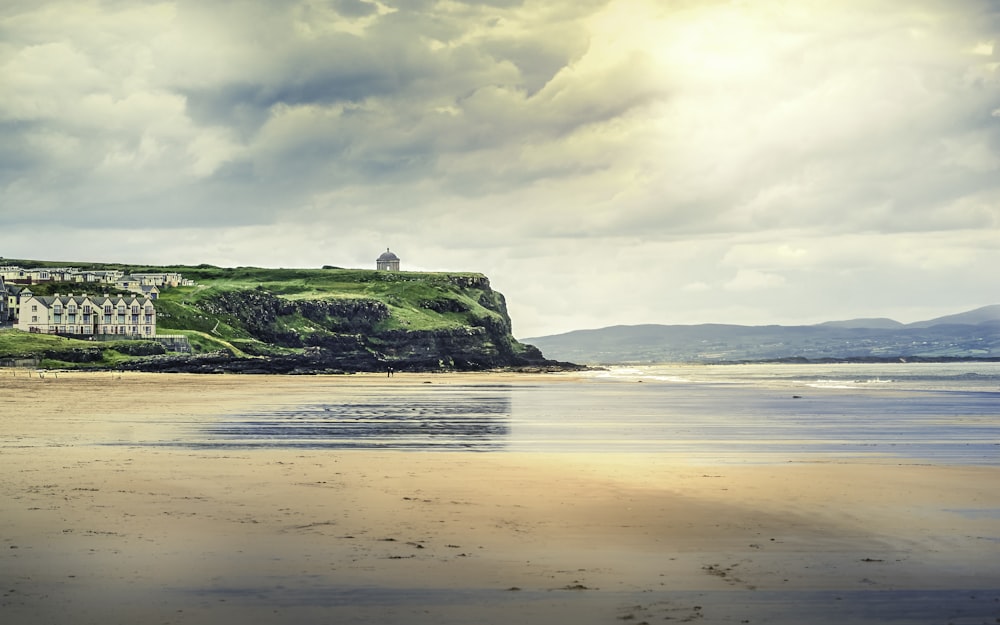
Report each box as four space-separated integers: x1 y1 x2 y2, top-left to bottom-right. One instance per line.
2 372 998 624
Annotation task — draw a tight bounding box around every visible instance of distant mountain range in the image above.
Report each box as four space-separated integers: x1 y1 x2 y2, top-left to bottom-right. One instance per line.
523 305 1000 364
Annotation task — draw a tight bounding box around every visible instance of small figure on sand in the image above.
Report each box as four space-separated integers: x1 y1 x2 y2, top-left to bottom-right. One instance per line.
387 366 394 378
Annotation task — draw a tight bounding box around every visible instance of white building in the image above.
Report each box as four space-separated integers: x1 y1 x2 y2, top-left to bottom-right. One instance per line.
73 270 125 284
17 292 157 337
114 276 161 299
129 272 184 287
0 266 26 281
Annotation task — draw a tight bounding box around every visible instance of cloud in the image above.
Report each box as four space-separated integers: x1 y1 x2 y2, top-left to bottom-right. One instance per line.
329 0 380 19
682 281 711 292
724 269 787 292
6 0 998 235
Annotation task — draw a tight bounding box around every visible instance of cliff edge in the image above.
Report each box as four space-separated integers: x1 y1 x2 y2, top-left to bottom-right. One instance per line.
125 265 575 373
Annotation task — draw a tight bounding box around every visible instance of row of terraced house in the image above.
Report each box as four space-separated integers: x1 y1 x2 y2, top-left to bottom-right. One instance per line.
0 266 191 338
0 266 191 290
15 291 158 337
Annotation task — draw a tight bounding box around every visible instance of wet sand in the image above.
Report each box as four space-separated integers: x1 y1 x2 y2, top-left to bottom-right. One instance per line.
1 371 999 624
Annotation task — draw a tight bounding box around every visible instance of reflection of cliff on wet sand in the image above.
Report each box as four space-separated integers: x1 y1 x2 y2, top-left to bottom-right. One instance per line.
201 391 512 450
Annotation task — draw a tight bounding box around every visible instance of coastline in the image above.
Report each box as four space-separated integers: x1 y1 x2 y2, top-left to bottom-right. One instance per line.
2 371 998 624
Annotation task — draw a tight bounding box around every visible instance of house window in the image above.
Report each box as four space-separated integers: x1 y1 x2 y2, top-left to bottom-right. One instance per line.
31 315 37 322
104 305 112 314
32 305 37 312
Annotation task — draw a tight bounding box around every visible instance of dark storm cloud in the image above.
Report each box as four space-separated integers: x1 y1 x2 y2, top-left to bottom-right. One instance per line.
479 37 586 95
329 0 379 19
181 67 400 131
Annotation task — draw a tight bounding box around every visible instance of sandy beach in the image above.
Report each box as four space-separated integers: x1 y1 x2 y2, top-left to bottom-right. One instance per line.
2 371 998 624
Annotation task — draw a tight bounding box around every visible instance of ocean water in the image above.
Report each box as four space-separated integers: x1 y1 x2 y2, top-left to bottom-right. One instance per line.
190 362 1000 464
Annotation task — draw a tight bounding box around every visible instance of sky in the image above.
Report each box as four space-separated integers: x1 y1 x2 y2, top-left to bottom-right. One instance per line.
2 0 999 338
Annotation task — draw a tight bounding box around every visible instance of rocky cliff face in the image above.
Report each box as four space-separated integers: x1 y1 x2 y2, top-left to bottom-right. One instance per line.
197 288 391 345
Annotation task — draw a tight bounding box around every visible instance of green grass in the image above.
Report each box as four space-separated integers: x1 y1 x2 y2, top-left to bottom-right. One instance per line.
162 330 249 357
0 328 168 369
0 329 97 356
228 339 302 357
154 292 252 341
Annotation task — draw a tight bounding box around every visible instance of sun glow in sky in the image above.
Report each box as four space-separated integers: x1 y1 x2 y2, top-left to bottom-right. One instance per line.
1 0 998 337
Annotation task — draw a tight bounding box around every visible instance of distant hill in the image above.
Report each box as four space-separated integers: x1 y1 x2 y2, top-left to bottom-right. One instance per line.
906 304 1000 328
817 318 904 330
523 306 1000 364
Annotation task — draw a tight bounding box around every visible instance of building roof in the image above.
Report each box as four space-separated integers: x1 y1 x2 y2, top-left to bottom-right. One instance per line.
24 293 155 307
377 248 400 261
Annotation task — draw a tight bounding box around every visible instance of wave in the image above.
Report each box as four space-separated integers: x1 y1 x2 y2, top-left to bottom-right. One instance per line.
588 367 691 383
579 362 1000 393
802 377 895 389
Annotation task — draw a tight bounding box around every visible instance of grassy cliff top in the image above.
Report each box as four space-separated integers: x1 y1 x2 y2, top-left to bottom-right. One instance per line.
150 265 502 333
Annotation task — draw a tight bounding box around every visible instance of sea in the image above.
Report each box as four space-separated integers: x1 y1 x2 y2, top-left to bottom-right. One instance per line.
193 361 1000 464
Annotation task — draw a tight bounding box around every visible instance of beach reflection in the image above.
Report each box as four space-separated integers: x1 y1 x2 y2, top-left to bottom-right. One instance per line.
199 385 512 450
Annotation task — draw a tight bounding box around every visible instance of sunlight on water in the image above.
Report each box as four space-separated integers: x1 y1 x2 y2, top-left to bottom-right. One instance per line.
585 361 1000 392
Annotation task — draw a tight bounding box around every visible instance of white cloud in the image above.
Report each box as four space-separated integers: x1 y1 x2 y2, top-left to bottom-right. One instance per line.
724 269 787 292
682 282 711 293
969 41 994 56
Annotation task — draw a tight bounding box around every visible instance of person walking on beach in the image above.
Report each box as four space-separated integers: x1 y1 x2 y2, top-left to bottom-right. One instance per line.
387 365 394 378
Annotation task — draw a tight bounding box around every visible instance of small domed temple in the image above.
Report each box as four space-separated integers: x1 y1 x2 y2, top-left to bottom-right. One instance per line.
376 248 400 271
